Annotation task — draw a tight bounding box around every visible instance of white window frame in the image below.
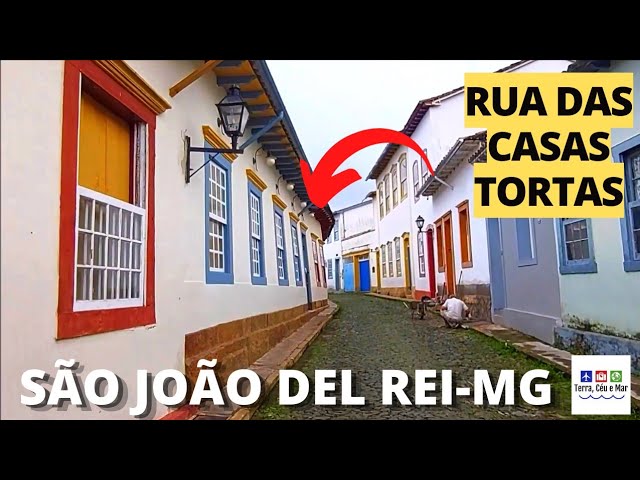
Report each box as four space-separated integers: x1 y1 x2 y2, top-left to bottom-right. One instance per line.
391 164 399 207
387 241 394 277
381 244 387 277
395 238 402 276
378 183 385 218
417 233 426 276
291 224 301 282
275 212 286 280
250 193 262 277
208 162 228 273
74 187 146 311
327 259 333 279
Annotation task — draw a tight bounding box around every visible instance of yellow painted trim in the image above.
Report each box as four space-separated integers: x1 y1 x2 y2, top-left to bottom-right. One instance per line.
318 239 325 246
289 212 300 223
272 194 287 210
300 222 308 231
402 231 410 240
169 60 221 97
93 60 171 115
310 232 320 241
203 125 237 162
246 169 268 191
347 248 370 258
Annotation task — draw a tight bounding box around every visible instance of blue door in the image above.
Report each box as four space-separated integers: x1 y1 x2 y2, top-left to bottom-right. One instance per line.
344 259 355 292
359 259 371 292
486 218 506 310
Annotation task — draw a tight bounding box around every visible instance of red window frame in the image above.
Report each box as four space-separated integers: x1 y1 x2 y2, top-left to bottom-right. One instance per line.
57 60 156 340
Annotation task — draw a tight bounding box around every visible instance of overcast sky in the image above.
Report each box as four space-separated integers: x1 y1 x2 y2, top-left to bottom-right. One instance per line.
267 60 518 211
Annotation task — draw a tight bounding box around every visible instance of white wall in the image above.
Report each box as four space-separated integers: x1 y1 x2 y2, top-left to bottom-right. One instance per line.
322 200 376 291
556 60 640 335
323 212 342 290
342 200 375 239
374 147 414 289
0 60 327 419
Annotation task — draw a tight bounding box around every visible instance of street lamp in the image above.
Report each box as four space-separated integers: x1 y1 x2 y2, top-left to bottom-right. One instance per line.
416 215 425 233
184 84 250 184
216 85 250 150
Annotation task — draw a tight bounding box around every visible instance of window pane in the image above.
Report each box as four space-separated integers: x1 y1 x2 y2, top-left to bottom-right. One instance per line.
579 239 590 260
77 232 92 265
119 271 130 299
631 206 640 257
131 272 141 298
108 206 120 236
94 201 107 233
632 206 640 230
76 267 91 300
121 211 131 239
632 153 640 178
92 268 105 300
634 179 640 201
108 238 118 267
133 214 142 240
515 218 533 261
106 270 117 299
79 196 93 230
132 243 141 270
93 234 106 266
120 240 131 268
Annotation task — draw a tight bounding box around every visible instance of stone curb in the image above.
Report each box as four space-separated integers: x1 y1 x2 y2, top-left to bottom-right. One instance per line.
225 301 340 420
469 321 640 409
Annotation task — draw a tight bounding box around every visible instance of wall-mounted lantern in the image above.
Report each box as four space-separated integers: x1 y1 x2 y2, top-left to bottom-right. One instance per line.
184 85 249 184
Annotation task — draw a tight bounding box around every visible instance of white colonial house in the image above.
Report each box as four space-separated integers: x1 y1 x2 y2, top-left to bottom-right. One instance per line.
367 60 573 318
1 60 333 419
323 196 377 292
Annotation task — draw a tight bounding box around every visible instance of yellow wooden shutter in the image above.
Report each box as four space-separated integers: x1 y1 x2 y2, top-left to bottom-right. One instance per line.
78 91 131 203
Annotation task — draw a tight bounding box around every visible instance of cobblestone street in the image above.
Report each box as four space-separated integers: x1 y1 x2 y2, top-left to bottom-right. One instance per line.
254 293 633 420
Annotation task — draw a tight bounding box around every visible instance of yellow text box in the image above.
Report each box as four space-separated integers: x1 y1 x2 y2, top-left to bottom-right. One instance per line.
465 72 633 131
473 161 625 218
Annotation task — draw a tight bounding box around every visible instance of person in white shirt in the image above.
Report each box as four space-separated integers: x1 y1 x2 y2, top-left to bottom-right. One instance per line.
439 295 471 329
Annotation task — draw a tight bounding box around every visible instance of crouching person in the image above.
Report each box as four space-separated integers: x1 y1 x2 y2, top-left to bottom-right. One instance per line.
439 295 471 329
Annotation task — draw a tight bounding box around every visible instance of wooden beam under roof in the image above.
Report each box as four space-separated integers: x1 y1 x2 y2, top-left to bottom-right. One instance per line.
169 60 221 97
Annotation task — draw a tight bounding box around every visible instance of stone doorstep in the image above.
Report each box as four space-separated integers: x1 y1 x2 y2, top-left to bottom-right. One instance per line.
470 321 640 408
366 292 416 303
191 302 339 421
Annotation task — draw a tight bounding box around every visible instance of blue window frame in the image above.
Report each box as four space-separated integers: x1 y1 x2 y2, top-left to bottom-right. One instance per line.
248 181 266 285
556 218 597 274
515 218 537 266
612 134 640 272
273 205 289 286
205 152 233 284
291 221 303 286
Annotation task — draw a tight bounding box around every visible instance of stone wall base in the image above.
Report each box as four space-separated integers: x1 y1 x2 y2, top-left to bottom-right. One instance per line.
375 286 411 298
555 326 640 374
184 299 328 388
450 283 491 322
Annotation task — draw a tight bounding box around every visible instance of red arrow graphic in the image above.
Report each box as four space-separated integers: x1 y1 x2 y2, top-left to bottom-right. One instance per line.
300 128 435 209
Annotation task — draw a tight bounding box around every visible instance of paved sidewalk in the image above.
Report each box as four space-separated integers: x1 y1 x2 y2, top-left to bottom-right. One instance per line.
470 321 640 408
